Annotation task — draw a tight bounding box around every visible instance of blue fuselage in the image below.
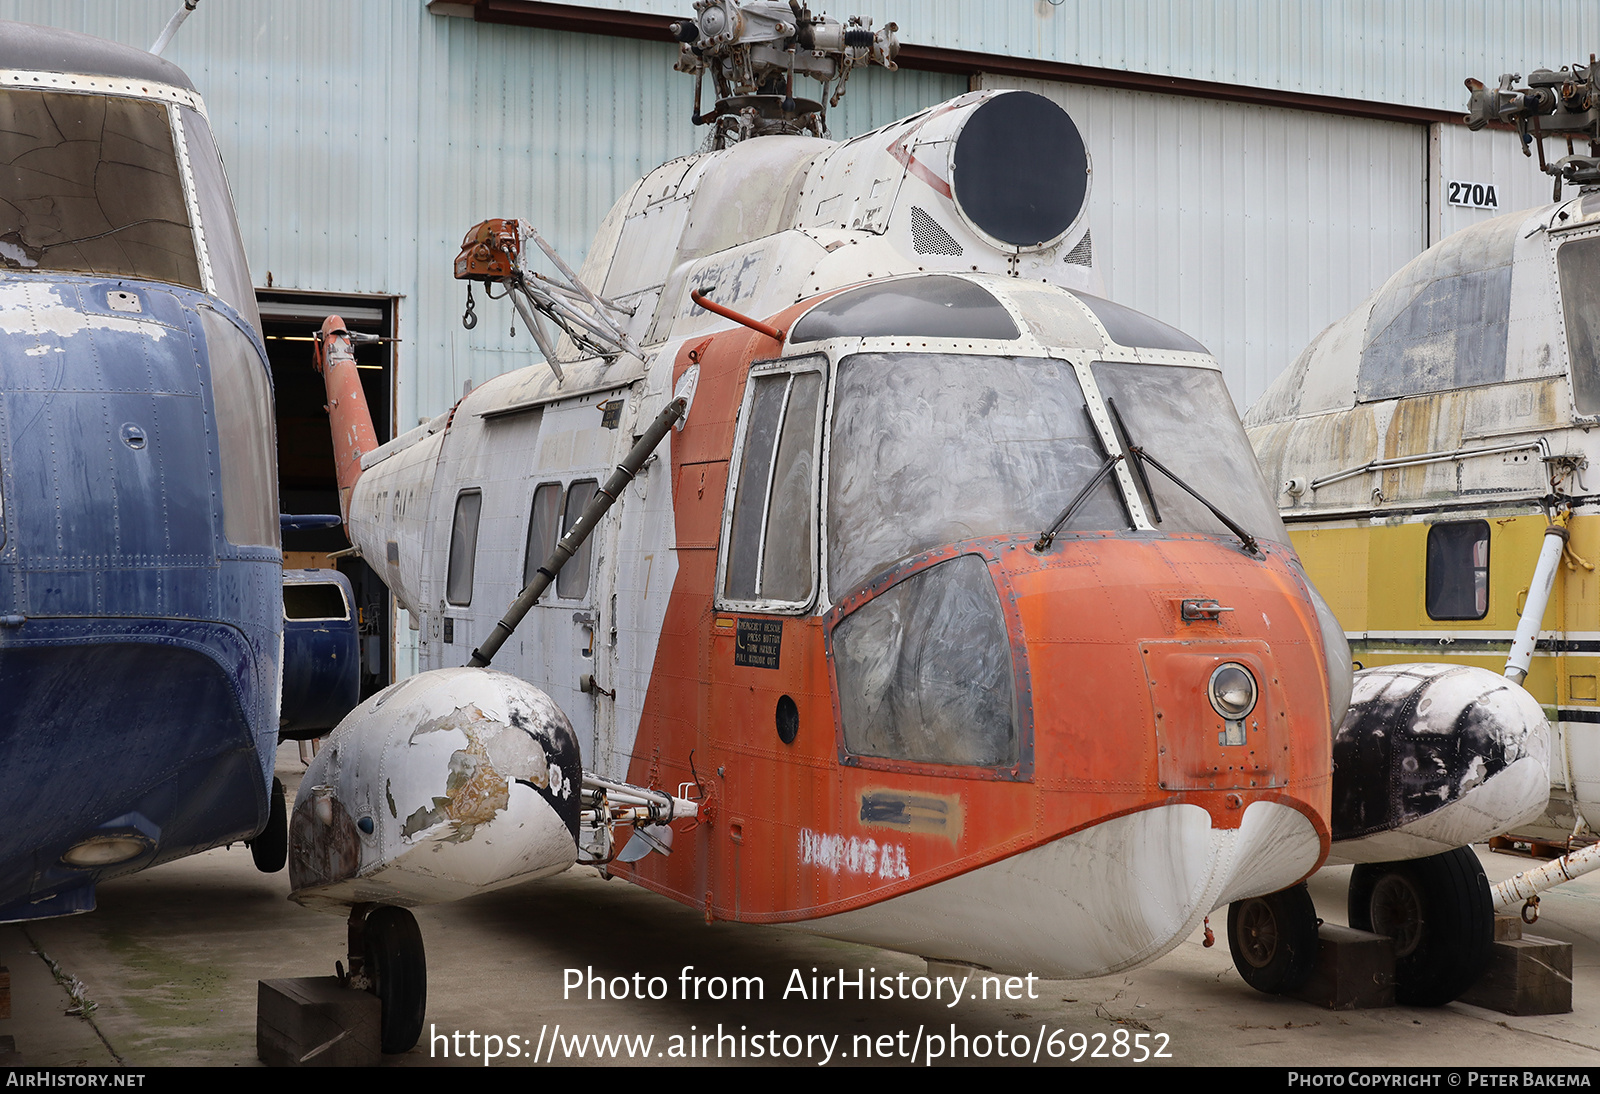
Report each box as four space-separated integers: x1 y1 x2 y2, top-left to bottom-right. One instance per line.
0 272 280 921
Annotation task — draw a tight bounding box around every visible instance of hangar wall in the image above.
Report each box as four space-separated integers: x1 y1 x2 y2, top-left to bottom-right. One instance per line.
1 0 1587 676
578 0 1600 115
981 74 1425 404
1 0 1581 412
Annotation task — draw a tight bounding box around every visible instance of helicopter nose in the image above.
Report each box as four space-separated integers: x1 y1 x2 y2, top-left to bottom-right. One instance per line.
1002 532 1333 822
815 532 1332 976
808 796 1323 978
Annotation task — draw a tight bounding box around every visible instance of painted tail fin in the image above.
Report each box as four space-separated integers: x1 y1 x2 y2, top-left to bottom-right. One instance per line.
312 315 380 528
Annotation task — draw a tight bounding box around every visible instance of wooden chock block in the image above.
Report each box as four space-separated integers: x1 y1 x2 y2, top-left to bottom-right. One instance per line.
1493 914 1523 942
1459 934 1573 1016
1290 924 1395 1010
257 976 382 1067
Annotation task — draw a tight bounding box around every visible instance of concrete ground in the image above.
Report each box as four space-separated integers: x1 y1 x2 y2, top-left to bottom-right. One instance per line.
2 743 1598 1067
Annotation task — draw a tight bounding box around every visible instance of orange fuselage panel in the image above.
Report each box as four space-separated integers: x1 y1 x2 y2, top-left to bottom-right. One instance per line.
619 315 1334 924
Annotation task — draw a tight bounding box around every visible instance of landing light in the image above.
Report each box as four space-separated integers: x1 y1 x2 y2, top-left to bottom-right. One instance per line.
1208 663 1258 721
61 836 152 867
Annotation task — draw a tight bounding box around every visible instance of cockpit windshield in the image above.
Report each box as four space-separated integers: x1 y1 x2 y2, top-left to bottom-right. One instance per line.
828 352 1126 595
1091 361 1287 546
826 352 1288 597
0 90 201 288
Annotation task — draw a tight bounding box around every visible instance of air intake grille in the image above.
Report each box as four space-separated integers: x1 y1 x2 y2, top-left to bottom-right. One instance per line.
910 206 963 256
1065 229 1093 267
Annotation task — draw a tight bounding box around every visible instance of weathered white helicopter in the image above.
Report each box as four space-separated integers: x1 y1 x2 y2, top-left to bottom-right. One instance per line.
287 2 1546 1051
1247 60 1600 992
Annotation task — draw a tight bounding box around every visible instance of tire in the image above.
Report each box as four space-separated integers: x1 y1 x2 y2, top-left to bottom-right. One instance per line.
364 905 427 1054
249 777 288 873
1348 847 1492 1006
1227 882 1319 994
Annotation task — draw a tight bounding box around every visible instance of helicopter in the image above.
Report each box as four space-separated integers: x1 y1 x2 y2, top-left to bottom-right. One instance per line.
287 1 1548 1052
0 17 360 926
1246 58 1600 956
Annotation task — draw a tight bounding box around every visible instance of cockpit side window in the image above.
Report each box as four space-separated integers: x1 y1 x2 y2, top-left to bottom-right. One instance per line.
1559 236 1600 415
0 90 201 288
201 309 278 547
721 356 826 608
179 106 261 333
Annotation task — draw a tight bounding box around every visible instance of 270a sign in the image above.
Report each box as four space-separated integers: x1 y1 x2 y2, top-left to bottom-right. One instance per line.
1447 180 1499 209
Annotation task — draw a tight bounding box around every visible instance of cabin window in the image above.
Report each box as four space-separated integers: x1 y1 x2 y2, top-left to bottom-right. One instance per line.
828 353 1122 596
0 91 201 288
1559 237 1600 415
789 276 1018 343
446 490 482 606
1426 521 1489 621
283 582 349 621
721 358 826 606
522 482 563 588
557 479 598 601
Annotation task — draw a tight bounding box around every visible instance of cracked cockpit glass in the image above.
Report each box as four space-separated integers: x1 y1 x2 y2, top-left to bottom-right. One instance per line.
0 90 201 288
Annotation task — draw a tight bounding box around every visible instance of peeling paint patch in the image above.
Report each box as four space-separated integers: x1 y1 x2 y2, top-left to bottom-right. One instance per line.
0 282 170 340
288 787 362 891
400 702 569 842
799 828 909 880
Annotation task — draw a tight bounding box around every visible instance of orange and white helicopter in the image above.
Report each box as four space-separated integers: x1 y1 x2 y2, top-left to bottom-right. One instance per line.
285 1 1544 1052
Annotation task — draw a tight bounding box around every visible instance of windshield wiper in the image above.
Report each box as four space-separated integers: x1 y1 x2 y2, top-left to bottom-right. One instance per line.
1106 397 1262 558
1035 452 1123 551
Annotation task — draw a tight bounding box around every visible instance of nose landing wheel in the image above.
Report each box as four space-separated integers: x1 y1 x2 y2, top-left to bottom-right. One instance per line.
1227 882 1319 994
248 777 288 873
1348 846 1491 1006
345 903 428 1053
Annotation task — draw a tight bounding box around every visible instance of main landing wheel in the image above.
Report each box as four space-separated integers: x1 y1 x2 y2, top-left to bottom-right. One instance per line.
249 777 287 873
1227 882 1319 995
1348 846 1491 1006
364 905 428 1054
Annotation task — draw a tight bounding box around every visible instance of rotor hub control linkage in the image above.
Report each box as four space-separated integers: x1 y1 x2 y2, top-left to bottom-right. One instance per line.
1466 58 1599 196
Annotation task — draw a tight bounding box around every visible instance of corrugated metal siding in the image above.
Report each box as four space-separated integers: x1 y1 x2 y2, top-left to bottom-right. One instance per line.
0 0 1567 412
1433 122 1560 244
593 0 1600 115
0 2 961 425
985 74 1424 407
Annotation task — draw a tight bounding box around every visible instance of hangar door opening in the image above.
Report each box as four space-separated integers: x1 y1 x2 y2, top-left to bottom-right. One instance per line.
258 290 397 702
